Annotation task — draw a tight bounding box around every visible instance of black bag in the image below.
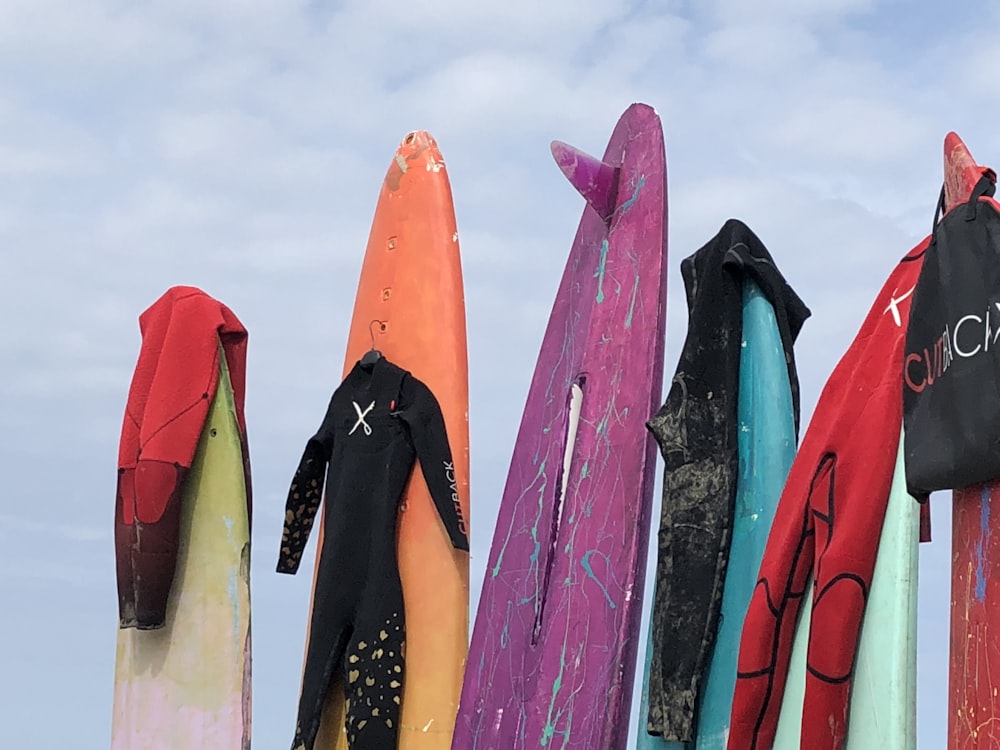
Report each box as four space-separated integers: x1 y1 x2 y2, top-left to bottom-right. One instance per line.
903 169 1000 497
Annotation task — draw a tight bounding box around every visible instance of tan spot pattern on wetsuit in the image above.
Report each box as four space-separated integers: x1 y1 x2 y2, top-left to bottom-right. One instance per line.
276 453 324 575
344 610 406 745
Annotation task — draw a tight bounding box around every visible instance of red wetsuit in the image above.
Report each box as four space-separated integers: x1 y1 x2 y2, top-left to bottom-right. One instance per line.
727 241 927 749
115 286 250 630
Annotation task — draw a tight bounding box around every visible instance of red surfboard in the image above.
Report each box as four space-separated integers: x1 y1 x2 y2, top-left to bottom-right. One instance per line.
943 131 1000 749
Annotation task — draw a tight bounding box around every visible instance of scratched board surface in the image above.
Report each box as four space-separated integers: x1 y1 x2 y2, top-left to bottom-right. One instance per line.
945 131 1000 749
111 355 252 750
951 484 1000 748
452 103 668 750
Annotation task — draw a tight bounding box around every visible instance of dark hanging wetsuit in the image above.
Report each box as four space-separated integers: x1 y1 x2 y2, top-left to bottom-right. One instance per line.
645 220 810 740
277 356 469 750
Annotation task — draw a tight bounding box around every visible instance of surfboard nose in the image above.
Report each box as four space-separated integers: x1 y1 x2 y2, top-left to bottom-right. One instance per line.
384 130 447 191
400 129 437 152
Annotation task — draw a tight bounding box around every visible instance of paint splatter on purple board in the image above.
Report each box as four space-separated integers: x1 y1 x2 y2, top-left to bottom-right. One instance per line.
453 103 669 750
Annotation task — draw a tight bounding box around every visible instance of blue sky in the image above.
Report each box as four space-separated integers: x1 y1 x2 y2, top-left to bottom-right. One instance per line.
2 0 999 747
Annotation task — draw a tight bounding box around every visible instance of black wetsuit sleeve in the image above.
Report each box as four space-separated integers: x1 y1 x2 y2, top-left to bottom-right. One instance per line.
398 376 470 552
277 411 335 575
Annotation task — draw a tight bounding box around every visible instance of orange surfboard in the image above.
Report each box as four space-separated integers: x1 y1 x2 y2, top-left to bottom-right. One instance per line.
302 130 471 750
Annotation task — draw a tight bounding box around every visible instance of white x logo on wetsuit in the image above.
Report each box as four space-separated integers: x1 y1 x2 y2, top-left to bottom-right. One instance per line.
349 400 375 436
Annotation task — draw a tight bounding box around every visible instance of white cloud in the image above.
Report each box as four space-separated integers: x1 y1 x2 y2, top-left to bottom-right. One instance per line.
701 20 822 68
0 514 109 544
0 1 199 74
703 0 875 24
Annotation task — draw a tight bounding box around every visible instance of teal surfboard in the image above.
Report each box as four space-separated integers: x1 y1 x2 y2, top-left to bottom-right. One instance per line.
771 430 918 748
637 278 797 748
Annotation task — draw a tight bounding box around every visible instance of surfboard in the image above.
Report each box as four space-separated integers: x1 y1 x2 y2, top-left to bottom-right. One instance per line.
772 431 918 748
943 131 1000 749
452 102 668 750
303 130 471 750
111 346 252 749
635 277 797 750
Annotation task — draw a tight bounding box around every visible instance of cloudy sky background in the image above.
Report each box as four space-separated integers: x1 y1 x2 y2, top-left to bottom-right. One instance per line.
2 0 998 747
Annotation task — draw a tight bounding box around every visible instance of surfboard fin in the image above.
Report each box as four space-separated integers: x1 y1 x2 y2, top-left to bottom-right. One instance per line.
551 140 620 222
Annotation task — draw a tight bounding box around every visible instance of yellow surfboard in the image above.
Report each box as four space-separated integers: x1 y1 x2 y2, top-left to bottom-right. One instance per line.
111 350 252 749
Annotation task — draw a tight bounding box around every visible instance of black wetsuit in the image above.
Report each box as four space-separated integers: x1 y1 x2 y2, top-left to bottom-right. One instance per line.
278 357 469 750
645 220 810 740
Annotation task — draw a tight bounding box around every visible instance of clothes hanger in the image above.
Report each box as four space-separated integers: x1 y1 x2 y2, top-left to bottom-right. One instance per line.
361 320 384 366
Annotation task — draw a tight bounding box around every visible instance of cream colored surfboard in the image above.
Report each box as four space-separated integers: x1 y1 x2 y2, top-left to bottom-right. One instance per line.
772 431 917 748
110 353 252 749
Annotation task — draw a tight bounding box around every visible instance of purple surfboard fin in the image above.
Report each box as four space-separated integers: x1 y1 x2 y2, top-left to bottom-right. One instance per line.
551 140 621 222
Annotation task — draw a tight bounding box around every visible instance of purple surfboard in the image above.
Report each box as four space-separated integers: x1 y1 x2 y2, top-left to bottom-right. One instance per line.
453 103 668 749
